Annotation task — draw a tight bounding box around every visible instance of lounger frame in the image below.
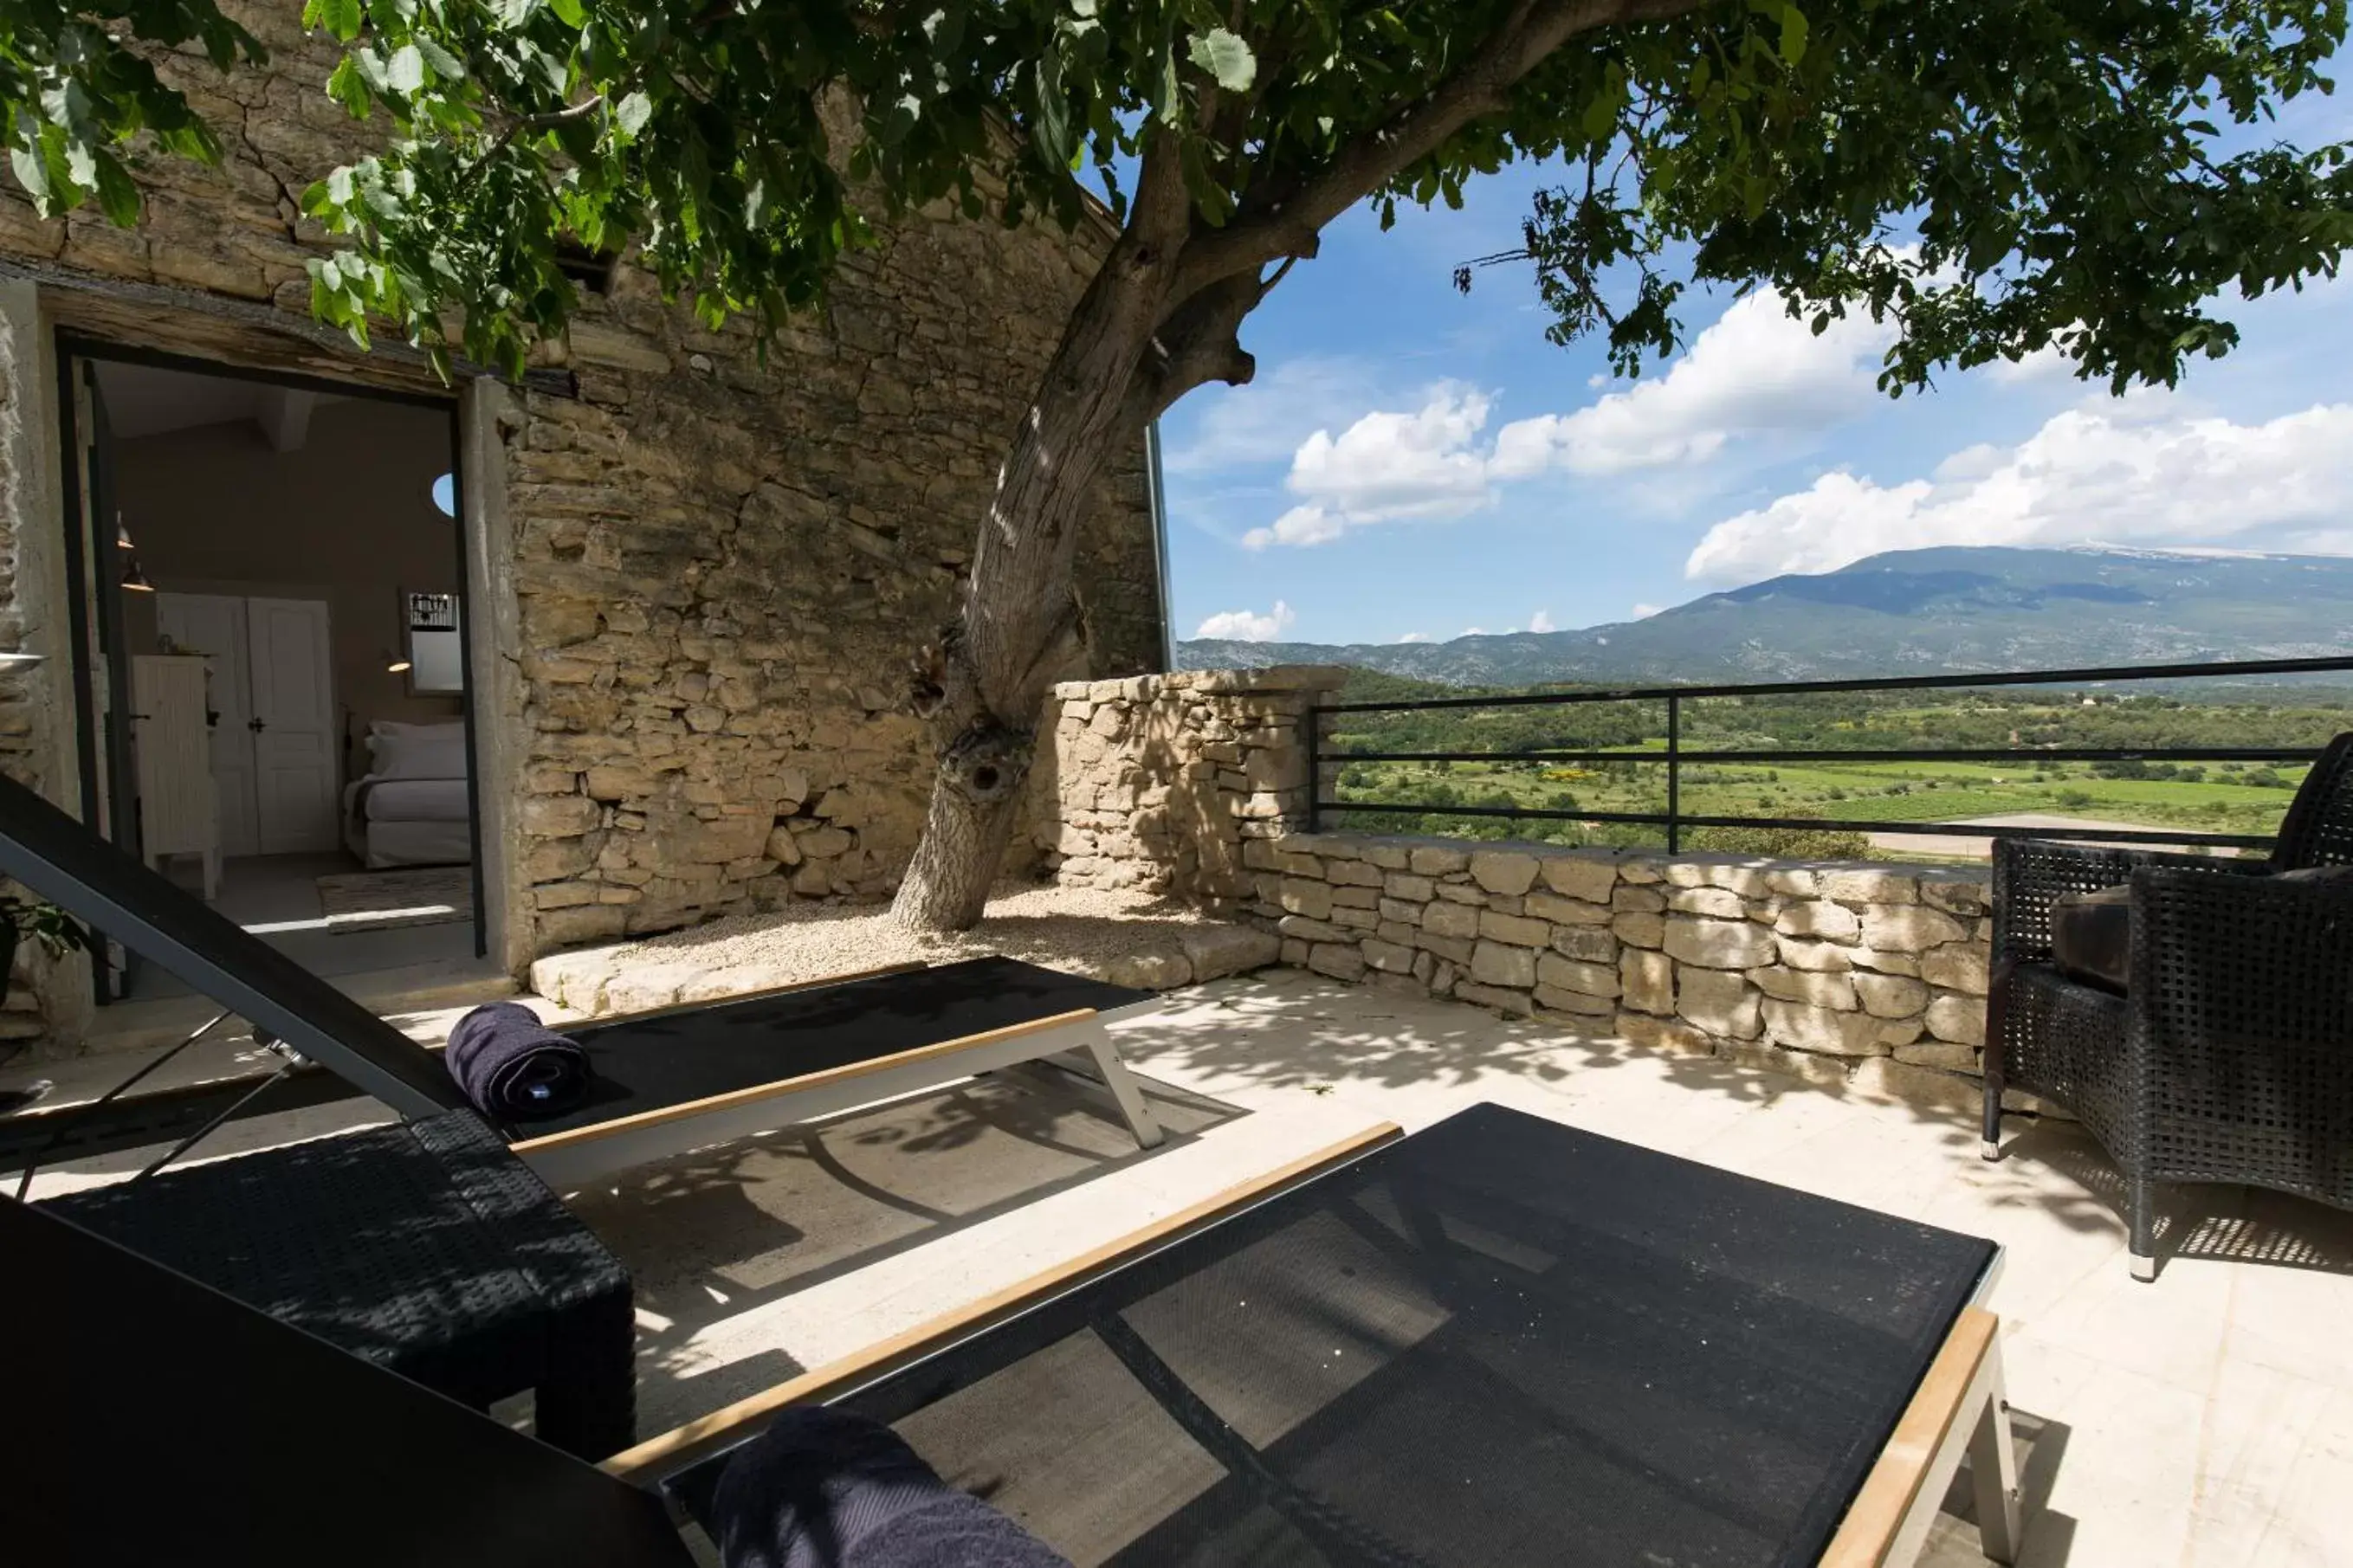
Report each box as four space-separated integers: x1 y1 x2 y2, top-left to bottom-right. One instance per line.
512 991 1168 1189
3 960 1171 1185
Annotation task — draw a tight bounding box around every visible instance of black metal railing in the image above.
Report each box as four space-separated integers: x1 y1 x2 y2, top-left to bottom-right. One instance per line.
1306 654 2353 855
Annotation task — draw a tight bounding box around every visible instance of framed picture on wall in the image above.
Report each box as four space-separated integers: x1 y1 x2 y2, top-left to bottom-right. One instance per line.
402 590 464 694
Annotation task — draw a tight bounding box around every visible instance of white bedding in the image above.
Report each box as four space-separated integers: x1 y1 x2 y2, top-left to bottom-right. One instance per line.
342 759 474 868
355 778 472 823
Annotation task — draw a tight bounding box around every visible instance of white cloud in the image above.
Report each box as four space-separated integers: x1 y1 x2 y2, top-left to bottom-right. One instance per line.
1397 631 1432 642
1243 383 1497 550
1193 601 1296 642
1241 505 1346 550
1490 288 1895 480
1236 292 1900 552
1529 610 1557 633
1462 626 1486 636
1684 394 2353 583
1631 603 1664 619
1164 357 1379 474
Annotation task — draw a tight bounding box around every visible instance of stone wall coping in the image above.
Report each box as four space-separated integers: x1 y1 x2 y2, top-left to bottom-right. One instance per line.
1050 664 1351 701
1270 829 1988 886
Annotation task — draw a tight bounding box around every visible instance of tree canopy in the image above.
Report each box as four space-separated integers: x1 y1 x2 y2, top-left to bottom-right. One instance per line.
8 0 2351 930
5 1 2347 397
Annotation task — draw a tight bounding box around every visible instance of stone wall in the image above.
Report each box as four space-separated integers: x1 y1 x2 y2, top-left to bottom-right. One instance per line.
1034 665 2023 1108
1028 667 1346 902
0 281 79 1054
0 3 1165 1017
1245 833 2002 1103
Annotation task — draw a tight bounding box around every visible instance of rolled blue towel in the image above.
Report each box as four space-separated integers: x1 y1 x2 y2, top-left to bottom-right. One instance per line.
445 1002 590 1122
709 1406 1070 1568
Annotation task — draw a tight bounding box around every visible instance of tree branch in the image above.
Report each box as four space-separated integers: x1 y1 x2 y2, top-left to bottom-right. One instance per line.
1120 270 1266 429
1171 0 1707 300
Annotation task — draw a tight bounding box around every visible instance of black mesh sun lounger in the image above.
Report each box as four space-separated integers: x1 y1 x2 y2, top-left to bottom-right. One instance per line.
611 1106 2025 1568
1 1183 695 1568
0 771 1167 1185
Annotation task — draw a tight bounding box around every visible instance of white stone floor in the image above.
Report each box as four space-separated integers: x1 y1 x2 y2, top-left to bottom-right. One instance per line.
16 967 2353 1565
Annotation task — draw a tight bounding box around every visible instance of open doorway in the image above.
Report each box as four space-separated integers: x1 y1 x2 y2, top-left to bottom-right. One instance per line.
60 345 486 1002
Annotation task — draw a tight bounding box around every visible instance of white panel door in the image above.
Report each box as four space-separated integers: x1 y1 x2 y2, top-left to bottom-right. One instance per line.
244 597 339 854
156 592 261 858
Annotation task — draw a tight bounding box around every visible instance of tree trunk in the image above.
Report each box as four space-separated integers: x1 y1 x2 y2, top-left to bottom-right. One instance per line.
889 242 1169 933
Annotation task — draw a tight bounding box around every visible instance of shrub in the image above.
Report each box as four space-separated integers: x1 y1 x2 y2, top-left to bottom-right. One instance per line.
1685 825 1873 859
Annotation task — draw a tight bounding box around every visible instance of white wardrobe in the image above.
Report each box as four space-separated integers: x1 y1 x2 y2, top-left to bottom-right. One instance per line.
153 593 340 859
129 654 219 897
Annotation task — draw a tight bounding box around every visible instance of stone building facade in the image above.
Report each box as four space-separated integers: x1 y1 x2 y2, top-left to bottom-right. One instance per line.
0 6 1163 1052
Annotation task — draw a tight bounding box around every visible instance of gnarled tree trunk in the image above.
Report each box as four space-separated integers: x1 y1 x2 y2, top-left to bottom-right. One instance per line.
889 4 1628 932
889 233 1173 933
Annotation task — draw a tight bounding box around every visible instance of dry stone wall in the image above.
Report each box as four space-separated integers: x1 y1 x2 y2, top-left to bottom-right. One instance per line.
0 3 1164 1002
1036 665 2020 1110
1029 666 1347 902
1244 833 2005 1104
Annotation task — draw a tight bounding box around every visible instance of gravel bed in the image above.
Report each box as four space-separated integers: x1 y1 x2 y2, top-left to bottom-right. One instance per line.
529 885 1276 1014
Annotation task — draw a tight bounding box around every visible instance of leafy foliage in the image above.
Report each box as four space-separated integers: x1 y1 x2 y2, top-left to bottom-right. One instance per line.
1470 1 2353 391
2 3 2344 400
0 893 87 958
0 0 262 225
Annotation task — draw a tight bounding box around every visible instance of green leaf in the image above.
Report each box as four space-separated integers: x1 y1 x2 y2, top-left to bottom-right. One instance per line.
8 145 50 208
1032 55 1073 167
1779 4 1809 65
614 92 653 137
546 0 586 27
309 0 365 43
1186 29 1255 93
417 38 468 82
386 45 427 94
326 55 372 116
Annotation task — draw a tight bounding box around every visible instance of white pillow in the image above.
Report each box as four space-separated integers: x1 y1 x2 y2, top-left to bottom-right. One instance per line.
368 728 469 780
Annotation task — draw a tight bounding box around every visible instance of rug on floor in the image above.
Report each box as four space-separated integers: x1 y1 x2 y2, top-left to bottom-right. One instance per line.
314 867 473 932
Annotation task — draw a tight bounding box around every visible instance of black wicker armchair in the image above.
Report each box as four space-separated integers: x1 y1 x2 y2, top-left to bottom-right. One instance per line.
1983 732 2353 1281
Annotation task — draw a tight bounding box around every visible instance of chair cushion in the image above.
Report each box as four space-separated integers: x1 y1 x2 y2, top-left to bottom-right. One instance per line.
2051 884 2131 994
2050 865 2353 997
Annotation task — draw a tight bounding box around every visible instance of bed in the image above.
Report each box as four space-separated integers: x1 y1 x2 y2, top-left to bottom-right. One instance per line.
344 718 474 868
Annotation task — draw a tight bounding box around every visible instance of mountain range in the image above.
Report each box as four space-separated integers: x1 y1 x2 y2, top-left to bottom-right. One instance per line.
1174 546 2353 685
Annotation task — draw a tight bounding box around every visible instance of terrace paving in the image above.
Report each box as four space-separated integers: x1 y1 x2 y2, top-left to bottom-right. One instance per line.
17 968 2351 1565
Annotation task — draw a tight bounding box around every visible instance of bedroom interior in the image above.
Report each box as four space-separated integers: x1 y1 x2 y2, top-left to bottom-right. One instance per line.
72 352 483 1002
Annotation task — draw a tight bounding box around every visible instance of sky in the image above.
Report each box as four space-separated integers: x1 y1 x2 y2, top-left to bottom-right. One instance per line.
1160 69 2353 649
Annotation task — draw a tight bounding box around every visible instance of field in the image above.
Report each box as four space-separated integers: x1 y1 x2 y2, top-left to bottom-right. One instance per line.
1317 675 2350 860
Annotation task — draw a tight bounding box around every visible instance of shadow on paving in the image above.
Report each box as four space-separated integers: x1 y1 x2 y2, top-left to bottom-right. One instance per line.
1128 970 2353 1281
566 1067 1243 1372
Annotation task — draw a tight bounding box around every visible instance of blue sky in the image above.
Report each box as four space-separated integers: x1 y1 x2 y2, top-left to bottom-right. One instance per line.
1159 74 2353 648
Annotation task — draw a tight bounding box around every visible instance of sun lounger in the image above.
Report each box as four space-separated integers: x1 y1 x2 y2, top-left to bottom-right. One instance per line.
0 771 1167 1186
3 1176 693 1568
611 1105 2022 1568
36 1107 640 1460
10 1102 2017 1565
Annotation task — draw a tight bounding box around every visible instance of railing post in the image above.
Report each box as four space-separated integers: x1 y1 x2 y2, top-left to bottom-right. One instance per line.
1665 694 1681 855
1305 695 1321 836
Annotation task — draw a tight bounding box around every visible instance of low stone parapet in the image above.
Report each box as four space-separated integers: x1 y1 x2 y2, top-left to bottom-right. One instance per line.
1242 830 2012 1109
1031 666 1348 905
